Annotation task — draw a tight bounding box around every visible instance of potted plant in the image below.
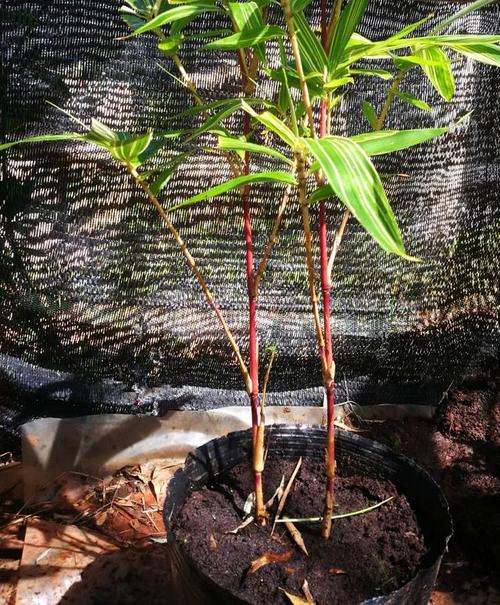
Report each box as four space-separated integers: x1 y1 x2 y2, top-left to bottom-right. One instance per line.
1 0 499 602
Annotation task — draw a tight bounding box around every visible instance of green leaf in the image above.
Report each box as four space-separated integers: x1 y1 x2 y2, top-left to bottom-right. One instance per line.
294 13 328 74
184 102 243 142
386 15 433 43
344 34 500 66
241 101 298 148
229 1 266 62
87 119 120 145
449 43 500 67
0 133 84 153
416 46 455 101
328 0 370 72
108 131 154 166
129 3 221 36
430 0 499 35
324 76 354 90
158 33 184 55
164 97 273 121
351 68 393 80
150 152 190 194
394 90 432 111
351 127 447 156
304 136 416 260
308 184 333 204
218 135 294 165
361 100 378 129
204 25 285 50
169 171 297 211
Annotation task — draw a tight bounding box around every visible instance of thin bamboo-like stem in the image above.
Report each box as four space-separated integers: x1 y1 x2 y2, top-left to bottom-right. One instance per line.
296 152 328 378
281 0 317 139
319 0 336 540
127 165 252 394
254 173 295 292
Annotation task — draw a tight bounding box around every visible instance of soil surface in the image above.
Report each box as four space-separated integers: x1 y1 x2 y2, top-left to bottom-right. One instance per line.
173 458 426 605
364 378 500 581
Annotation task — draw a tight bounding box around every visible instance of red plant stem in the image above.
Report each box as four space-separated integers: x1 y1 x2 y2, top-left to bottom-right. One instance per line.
242 112 260 442
319 0 335 540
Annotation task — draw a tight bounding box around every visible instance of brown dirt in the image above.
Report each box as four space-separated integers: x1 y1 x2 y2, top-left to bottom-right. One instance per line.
362 378 500 603
173 458 426 605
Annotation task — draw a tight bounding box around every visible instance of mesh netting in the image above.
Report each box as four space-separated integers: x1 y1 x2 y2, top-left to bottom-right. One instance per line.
0 0 499 442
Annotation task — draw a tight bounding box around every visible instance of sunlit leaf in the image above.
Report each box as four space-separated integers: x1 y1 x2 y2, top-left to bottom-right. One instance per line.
416 46 455 101
204 25 285 50
328 0 370 72
169 171 297 211
218 135 294 165
449 42 500 67
229 1 266 61
0 133 84 152
294 13 328 74
129 3 221 36
242 101 298 147
351 67 393 79
394 90 432 111
305 136 417 260
351 126 447 156
430 0 499 35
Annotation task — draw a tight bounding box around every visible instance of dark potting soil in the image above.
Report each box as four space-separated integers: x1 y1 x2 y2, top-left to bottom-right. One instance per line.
173 458 426 605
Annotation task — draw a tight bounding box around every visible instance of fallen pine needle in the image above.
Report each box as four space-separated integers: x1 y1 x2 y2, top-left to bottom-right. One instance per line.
281 589 313 605
272 457 302 535
284 520 308 556
248 550 293 575
275 496 395 524
226 477 285 534
226 515 254 535
302 579 315 603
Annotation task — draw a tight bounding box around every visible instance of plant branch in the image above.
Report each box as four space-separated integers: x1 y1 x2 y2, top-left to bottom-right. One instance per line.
281 0 317 139
127 164 252 394
296 152 328 377
254 166 296 293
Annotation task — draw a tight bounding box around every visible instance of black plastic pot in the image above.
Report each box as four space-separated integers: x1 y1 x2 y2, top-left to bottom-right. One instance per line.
164 425 452 605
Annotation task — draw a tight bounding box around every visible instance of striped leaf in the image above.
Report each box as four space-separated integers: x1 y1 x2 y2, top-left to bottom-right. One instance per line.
430 0 499 35
241 101 298 148
351 127 447 156
394 90 432 111
108 131 154 166
351 68 393 80
229 1 266 61
129 3 221 35
293 13 328 74
328 0 369 72
218 135 294 165
345 35 500 65
416 47 455 101
449 43 500 67
204 25 285 50
169 171 297 211
0 133 84 152
305 136 416 259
